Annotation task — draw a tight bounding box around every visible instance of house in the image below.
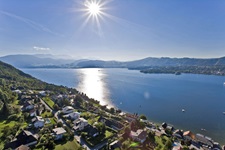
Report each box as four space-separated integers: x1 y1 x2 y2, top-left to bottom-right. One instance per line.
124 113 138 122
64 112 80 120
13 89 22 94
87 125 99 137
21 95 32 101
173 129 183 139
166 125 174 132
69 99 74 105
189 141 203 150
172 145 182 150
16 145 31 150
161 122 167 129
23 101 34 110
29 109 36 117
36 106 44 116
130 129 147 143
196 133 213 148
98 116 124 131
39 91 46 96
52 127 67 140
73 118 88 131
183 130 195 141
62 106 74 114
109 140 121 150
4 130 38 149
34 116 45 128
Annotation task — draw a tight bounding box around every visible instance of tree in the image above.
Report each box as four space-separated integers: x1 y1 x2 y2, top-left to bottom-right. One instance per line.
148 131 155 141
163 138 172 150
1 99 10 116
95 122 106 134
139 114 147 120
57 122 63 127
53 104 60 111
123 126 131 138
109 107 115 114
75 95 83 103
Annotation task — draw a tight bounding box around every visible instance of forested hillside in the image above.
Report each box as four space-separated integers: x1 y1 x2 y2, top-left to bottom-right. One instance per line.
0 60 76 117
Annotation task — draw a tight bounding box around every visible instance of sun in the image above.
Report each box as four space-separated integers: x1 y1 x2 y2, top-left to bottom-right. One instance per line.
85 1 102 16
88 2 100 16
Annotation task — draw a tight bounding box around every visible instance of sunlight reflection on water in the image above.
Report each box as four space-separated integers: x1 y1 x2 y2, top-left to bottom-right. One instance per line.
76 68 112 106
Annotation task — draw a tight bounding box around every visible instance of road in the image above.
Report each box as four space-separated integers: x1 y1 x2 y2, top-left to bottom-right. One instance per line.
74 134 91 150
74 133 108 150
40 98 53 112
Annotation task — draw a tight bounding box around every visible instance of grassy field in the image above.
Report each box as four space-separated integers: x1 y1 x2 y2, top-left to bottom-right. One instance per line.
0 120 16 135
86 129 114 147
105 130 113 138
155 135 171 150
55 139 82 150
50 118 57 124
43 97 54 109
41 111 53 118
0 120 17 149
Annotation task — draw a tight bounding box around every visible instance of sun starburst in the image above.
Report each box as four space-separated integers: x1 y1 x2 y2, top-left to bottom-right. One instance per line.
84 0 103 17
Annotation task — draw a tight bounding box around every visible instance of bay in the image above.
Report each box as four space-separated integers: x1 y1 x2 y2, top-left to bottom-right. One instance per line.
22 68 225 144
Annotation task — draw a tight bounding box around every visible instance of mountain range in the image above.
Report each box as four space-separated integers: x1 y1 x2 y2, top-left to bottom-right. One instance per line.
1 54 225 69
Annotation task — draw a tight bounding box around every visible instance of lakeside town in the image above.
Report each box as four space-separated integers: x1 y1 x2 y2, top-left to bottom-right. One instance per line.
2 87 224 150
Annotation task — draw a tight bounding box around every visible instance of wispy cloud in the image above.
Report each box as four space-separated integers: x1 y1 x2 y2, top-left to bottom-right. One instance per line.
0 10 61 36
33 46 51 51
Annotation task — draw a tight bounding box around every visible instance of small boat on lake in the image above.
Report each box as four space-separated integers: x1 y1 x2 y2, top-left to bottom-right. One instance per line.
182 109 185 112
201 128 206 131
223 112 225 115
175 72 181 75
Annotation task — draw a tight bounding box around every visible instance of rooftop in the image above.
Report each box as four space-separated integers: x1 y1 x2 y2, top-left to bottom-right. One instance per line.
53 127 67 135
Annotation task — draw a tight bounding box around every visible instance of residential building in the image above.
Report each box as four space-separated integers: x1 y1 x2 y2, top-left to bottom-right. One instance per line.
130 129 147 143
23 101 34 110
109 140 121 150
4 130 38 149
196 133 214 148
52 127 67 140
64 112 80 120
29 109 36 117
124 113 138 122
16 145 31 150
34 116 45 128
73 118 88 131
87 125 99 137
183 130 195 141
62 106 74 114
173 129 183 139
98 116 124 131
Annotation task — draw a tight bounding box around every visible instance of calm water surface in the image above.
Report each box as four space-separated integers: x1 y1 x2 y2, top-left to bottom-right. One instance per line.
22 68 225 144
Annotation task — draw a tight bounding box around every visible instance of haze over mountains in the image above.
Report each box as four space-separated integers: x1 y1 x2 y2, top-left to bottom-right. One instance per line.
1 54 225 69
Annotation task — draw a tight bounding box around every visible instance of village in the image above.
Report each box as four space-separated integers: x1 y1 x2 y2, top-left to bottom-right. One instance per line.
3 88 225 150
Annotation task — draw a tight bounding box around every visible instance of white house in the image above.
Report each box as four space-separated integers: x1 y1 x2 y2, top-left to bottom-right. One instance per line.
13 89 22 94
64 112 80 120
73 118 88 131
62 106 74 114
130 129 147 143
34 116 45 128
39 91 46 96
52 127 67 140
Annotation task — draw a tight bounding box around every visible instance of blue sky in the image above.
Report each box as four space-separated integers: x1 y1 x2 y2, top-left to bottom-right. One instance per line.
1 0 225 60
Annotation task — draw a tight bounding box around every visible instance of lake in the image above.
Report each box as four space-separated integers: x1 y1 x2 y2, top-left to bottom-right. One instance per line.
22 68 225 144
